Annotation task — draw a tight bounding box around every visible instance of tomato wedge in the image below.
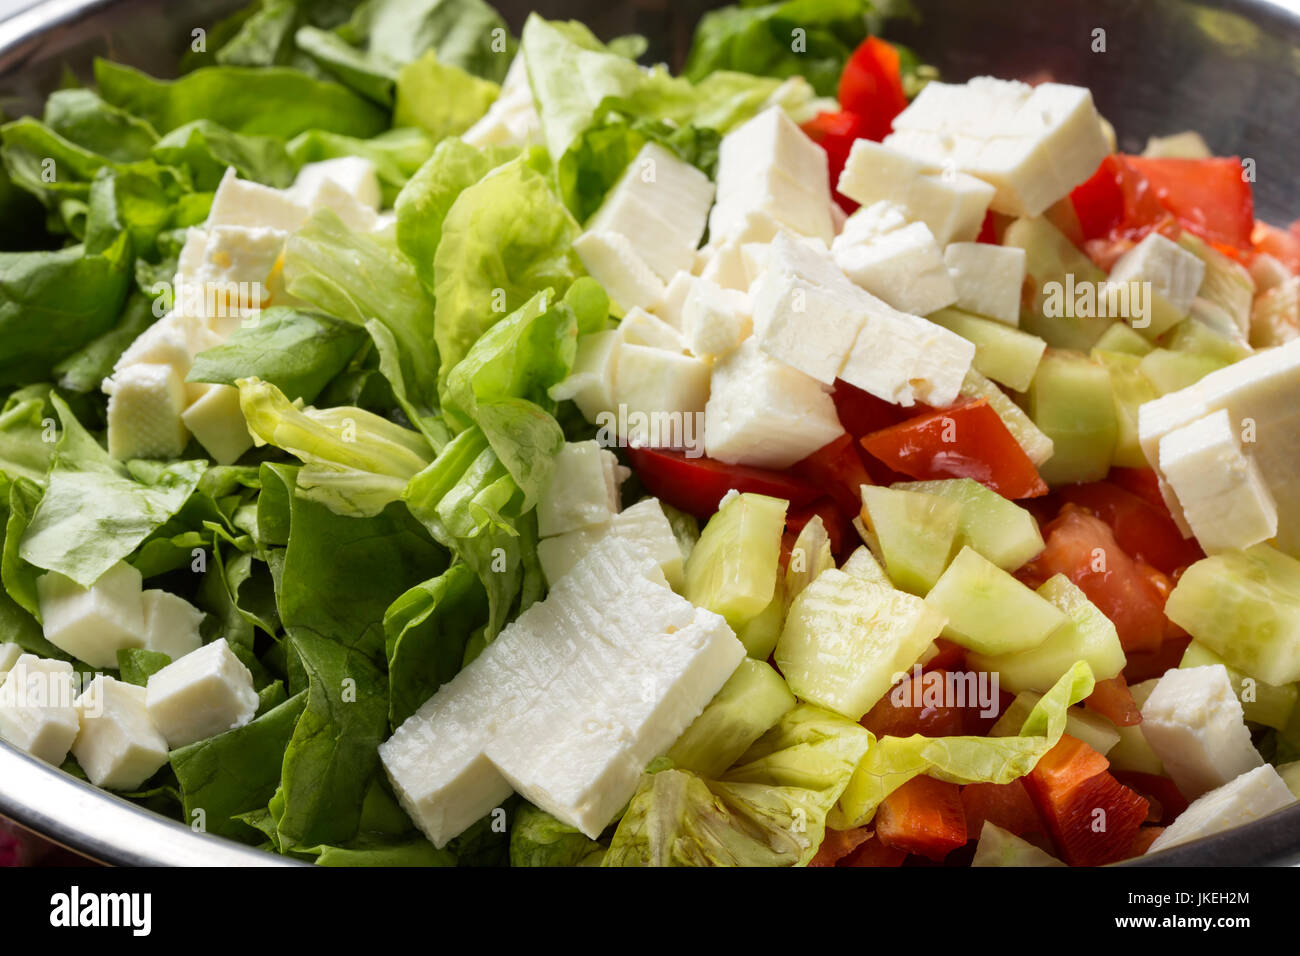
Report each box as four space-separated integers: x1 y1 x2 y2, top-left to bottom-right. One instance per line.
875 775 968 861
860 399 1049 499
1125 156 1254 250
837 37 908 141
1111 770 1189 827
861 668 967 739
808 827 873 867
783 498 853 561
1057 480 1204 576
624 446 822 519
789 433 874 515
800 110 872 212
1084 675 1142 727
960 779 1054 852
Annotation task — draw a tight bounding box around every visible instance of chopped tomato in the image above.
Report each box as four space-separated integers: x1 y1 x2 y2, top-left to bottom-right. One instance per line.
1023 735 1149 867
831 379 916 439
1056 480 1204 576
1085 675 1142 727
1122 634 1192 684
1106 467 1168 512
1125 156 1254 250
1025 506 1168 653
790 434 874 515
924 638 966 674
976 210 998 244
784 498 853 561
1253 221 1300 274
1124 827 1165 859
960 780 1054 852
875 775 968 862
624 446 822 519
861 668 966 739
1112 771 1189 828
1071 155 1173 242
860 399 1049 499
837 37 908 141
808 827 873 867
800 110 872 212
839 835 908 867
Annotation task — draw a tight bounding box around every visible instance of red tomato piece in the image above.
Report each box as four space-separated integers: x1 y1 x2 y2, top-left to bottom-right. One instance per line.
1071 155 1172 242
1124 826 1165 859
1125 156 1255 250
1025 506 1168 653
924 638 966 674
800 109 871 212
624 446 822 519
783 498 853 562
1107 466 1170 513
1122 634 1192 684
960 780 1054 852
861 669 967 739
1111 770 1189 828
875 775 968 862
1056 480 1204 576
839 835 908 867
1023 735 1149 867
808 827 873 867
976 209 999 244
1084 675 1142 727
860 399 1049 499
837 37 908 140
831 379 916 438
790 433 874 515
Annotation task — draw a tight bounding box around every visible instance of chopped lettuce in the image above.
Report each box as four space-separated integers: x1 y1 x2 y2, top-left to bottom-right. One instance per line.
511 802 606 866
393 51 500 140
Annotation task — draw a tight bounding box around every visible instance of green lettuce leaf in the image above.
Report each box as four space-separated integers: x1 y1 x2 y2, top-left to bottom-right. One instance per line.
392 50 499 140
42 88 159 163
117 647 172 686
53 292 157 395
152 119 297 189
510 802 606 866
3 474 44 619
0 387 56 484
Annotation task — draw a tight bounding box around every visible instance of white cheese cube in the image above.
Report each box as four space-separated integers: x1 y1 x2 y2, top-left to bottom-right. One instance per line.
705 339 844 468
538 497 684 589
113 311 220 379
617 307 685 352
1140 665 1263 800
574 231 666 313
1147 765 1295 854
944 242 1026 324
611 344 711 448
462 55 542 149
0 643 21 679
140 590 204 662
191 225 285 290
105 362 190 461
839 295 975 407
36 563 145 669
295 176 379 233
698 239 752 292
290 156 382 211
72 675 169 790
586 142 714 282
1142 130 1212 160
1105 232 1206 337
681 277 751 361
652 271 696 329
182 383 254 466
0 655 79 765
536 440 626 537
832 213 958 316
145 638 258 748
548 330 620 424
207 167 308 233
1158 408 1278 554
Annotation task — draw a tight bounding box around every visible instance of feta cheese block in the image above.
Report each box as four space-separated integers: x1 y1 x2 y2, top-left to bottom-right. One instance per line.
837 139 995 245
697 239 751 292
832 202 958 316
709 107 834 245
1105 232 1206 338
0 642 21 679
681 276 751 361
105 362 190 461
293 175 379 232
585 142 715 282
548 330 620 424
113 310 220 379
462 55 543 149
944 242 1027 324
145 638 258 748
839 294 975 407
610 344 711 448
187 225 285 301
538 497 684 589
574 231 666 313
536 440 626 537
289 156 382 211
883 77 1111 217
182 383 254 465
1139 665 1264 800
207 167 308 233
705 339 844 468
653 271 697 329
1147 765 1295 855
0 655 80 764
617 307 686 352
36 562 145 669
1137 337 1300 554
72 676 169 790
139 589 204 662
1158 408 1278 553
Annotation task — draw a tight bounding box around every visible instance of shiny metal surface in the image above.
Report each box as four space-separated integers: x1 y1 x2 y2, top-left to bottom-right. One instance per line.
0 0 1298 866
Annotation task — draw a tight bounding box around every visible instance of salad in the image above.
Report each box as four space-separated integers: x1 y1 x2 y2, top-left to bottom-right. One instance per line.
1 0 1299 869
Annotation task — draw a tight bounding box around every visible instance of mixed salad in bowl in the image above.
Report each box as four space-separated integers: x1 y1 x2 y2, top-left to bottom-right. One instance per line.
1 0 1299 868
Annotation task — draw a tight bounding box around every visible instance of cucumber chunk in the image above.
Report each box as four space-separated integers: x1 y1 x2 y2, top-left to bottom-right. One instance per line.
1028 349 1117 485
666 659 796 777
1179 640 1297 730
924 547 1066 655
1094 322 1154 357
1137 347 1226 394
859 485 962 595
959 369 1054 467
971 821 1066 867
1004 216 1115 350
841 545 891 588
1106 678 1164 775
892 478 1044 572
927 307 1047 392
1091 349 1159 468
684 492 787 628
735 592 784 660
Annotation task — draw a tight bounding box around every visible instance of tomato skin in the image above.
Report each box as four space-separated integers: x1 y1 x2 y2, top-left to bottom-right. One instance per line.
875 775 968 862
1122 634 1192 684
1112 770 1189 828
789 433 874 515
1084 675 1142 727
861 668 967 739
624 446 823 519
839 835 907 867
831 379 916 438
837 37 907 140
1056 480 1204 576
860 399 1049 500
1107 466 1170 512
783 498 853 562
960 780 1054 852
808 827 873 867
1026 506 1168 654
800 110 872 212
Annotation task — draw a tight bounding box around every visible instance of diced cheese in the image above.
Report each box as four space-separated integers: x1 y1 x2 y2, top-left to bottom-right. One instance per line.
0 655 80 765
207 167 308 233
610 344 711 448
182 383 254 465
36 562 145 669
0 643 21 679
839 296 975 407
884 77 1110 217
573 231 665 313
705 339 844 468
697 239 751 292
1250 253 1293 294
112 311 220 380
680 277 751 361
189 225 284 293
139 589 204 662
1140 665 1263 800
617 307 686 352
1158 408 1277 553
289 156 382 211
72 675 169 790
548 330 620 424
145 638 258 748
1142 130 1212 160
106 362 190 461
293 175 379 232
536 440 625 537
462 55 543 149
832 202 957 316
944 242 1026 324
1105 232 1206 338
586 142 714 282
1147 764 1295 854
537 497 683 589
653 271 696 329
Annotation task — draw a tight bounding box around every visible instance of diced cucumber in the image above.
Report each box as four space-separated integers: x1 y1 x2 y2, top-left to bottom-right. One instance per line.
1003 217 1115 350
968 574 1125 693
1180 640 1298 730
1278 761 1300 800
1107 678 1164 775
784 515 835 606
971 821 1066 867
775 568 946 720
959 369 1055 467
1164 316 1251 366
684 492 787 629
927 307 1047 392
1094 322 1155 357
1165 545 1300 686
1177 232 1255 336
736 592 784 660
1091 349 1159 468
1137 347 1227 394
1028 349 1117 485
860 485 962 595
923 546 1067 655
841 545 890 588
990 693 1121 756
892 478 1044 572
666 659 796 777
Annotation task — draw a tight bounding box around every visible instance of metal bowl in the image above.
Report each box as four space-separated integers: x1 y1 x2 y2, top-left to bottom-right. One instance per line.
1 0 1299 866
